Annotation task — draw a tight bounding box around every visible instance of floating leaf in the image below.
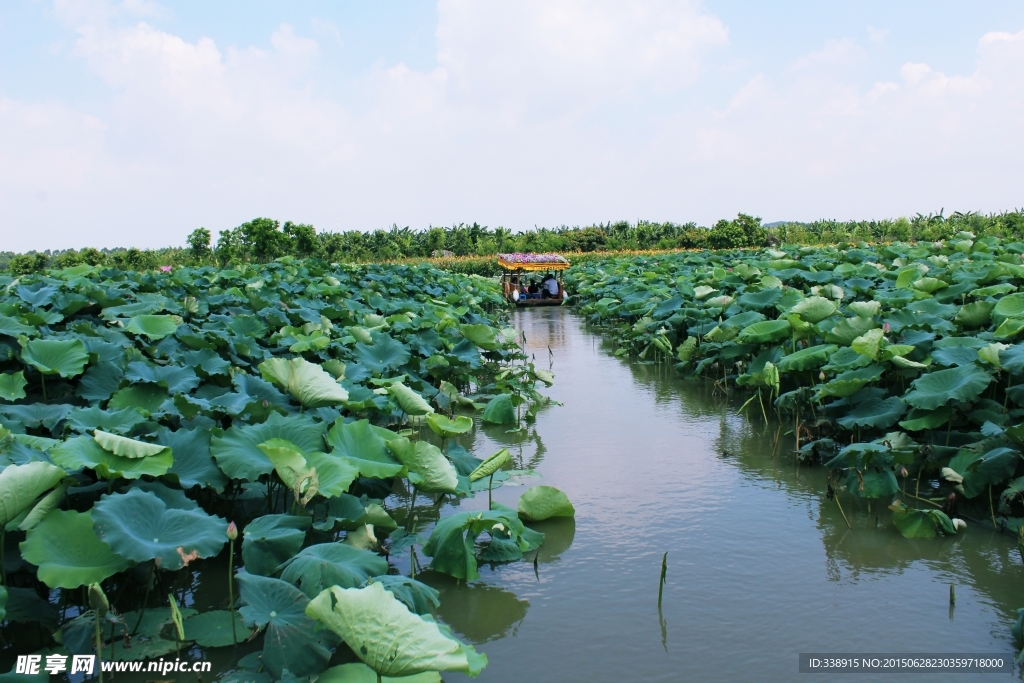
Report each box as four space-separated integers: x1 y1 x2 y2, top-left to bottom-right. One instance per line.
20 509 132 588
517 485 575 522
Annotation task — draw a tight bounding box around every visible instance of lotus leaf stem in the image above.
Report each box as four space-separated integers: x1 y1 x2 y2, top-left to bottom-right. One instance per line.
0 530 5 586
658 552 668 608
488 474 494 509
94 610 103 683
832 481 852 530
405 486 417 532
132 561 155 636
228 538 237 646
39 374 47 403
989 486 996 528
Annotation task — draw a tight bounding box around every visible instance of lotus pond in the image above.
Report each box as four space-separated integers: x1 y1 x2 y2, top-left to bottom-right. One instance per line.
0 260 570 682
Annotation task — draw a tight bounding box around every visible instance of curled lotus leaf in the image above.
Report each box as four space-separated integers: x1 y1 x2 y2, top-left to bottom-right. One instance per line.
789 296 837 323
305 582 487 678
50 435 173 480
92 430 170 459
736 320 791 344
258 357 349 408
468 449 511 482
425 414 473 438
386 437 458 494
0 461 66 527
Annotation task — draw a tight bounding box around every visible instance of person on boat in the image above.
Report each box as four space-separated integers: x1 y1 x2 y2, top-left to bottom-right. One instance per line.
528 279 541 299
542 273 559 299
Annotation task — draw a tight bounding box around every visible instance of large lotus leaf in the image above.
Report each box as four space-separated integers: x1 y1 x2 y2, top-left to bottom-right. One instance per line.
93 430 169 458
956 447 1021 498
851 329 884 360
124 362 200 394
156 427 228 492
0 372 27 402
426 414 473 438
50 435 173 480
846 467 899 499
21 339 88 377
387 437 458 493
318 663 440 683
1000 344 1024 374
912 277 948 293
736 320 791 344
889 501 956 538
481 394 517 425
994 317 1024 340
736 288 782 311
459 324 501 350
789 296 837 323
956 301 994 328
776 344 837 373
0 315 38 337
92 488 227 570
304 450 360 498
824 316 879 345
66 407 147 434
182 610 249 648
258 357 348 408
904 365 993 410
422 512 480 580
125 315 179 339
236 572 332 678
211 412 326 482
0 462 65 527
242 514 311 576
993 293 1024 325
469 449 511 482
517 485 575 522
931 346 979 367
325 419 404 478
898 407 952 431
20 509 133 588
816 365 884 399
388 383 434 415
836 397 906 430
182 348 232 377
367 575 441 616
354 334 411 374
306 583 486 678
280 543 388 598
257 438 318 499
846 300 880 317
107 384 168 415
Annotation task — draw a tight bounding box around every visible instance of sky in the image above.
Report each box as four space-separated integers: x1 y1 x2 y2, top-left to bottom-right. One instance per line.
2 1 1024 251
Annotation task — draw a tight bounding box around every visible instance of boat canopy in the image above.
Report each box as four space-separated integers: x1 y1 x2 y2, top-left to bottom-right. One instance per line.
497 253 570 272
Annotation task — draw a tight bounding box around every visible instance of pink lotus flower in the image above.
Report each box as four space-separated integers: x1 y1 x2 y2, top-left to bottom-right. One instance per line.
227 521 238 541
160 265 173 272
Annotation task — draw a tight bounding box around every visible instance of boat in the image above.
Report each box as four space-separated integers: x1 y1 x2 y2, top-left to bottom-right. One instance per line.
498 253 570 307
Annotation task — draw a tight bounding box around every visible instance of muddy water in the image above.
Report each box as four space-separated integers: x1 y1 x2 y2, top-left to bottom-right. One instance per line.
429 307 1023 682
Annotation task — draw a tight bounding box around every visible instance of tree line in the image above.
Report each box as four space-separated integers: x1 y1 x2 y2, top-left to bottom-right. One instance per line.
3 210 1024 275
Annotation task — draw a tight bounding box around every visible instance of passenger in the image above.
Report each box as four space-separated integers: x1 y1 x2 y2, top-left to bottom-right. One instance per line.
528 280 541 299
542 273 559 299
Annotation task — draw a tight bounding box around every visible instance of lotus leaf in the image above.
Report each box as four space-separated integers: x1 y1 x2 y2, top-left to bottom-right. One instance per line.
242 514 311 576
846 301 880 317
469 448 511 482
0 372 27 402
124 315 179 339
889 501 957 538
426 414 473 438
836 397 906 430
517 485 575 522
481 393 517 424
318 663 441 683
904 365 993 410
387 437 458 493
789 296 837 323
389 382 434 415
737 288 782 311
956 301 995 328
354 334 411 374
258 357 349 408
107 384 168 414
324 419 404 478
459 324 501 350
92 430 169 458
124 361 200 394
776 344 837 372
280 543 388 598
182 610 249 648
368 574 441 616
851 329 884 360
930 346 979 367
66 406 147 434
0 462 65 527
737 320 791 344
824 316 879 345
20 509 132 588
306 582 486 678
257 438 319 503
92 488 227 570
50 435 173 480
21 339 89 377
237 572 332 678
212 412 326 482
156 427 227 492
993 292 1024 325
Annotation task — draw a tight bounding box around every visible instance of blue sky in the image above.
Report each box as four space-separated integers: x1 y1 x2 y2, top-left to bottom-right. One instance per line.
2 0 1023 250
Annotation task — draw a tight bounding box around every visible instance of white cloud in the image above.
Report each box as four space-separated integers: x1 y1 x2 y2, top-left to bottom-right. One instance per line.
2 2 1024 250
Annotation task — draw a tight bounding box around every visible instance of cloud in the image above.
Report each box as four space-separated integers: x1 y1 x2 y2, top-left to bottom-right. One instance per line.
2 2 1024 251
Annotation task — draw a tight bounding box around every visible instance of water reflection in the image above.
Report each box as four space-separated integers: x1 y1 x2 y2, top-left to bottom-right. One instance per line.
421 573 530 644
528 517 576 564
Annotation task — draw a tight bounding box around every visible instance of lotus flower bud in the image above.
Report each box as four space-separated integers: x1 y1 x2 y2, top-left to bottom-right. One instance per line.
900 466 908 477
819 371 826 381
883 323 890 333
226 521 238 541
88 583 109 617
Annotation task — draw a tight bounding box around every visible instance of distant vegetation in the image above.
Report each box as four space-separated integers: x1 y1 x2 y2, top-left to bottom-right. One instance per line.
4 210 1024 275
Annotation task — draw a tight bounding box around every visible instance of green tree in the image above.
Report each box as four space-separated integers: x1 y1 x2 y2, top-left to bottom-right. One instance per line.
239 218 285 261
187 228 212 260
283 222 320 258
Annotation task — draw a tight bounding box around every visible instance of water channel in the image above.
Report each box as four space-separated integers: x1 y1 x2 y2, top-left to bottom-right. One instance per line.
425 307 1023 682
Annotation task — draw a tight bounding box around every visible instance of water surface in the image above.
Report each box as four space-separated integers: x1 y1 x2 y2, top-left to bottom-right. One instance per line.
431 307 1022 682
